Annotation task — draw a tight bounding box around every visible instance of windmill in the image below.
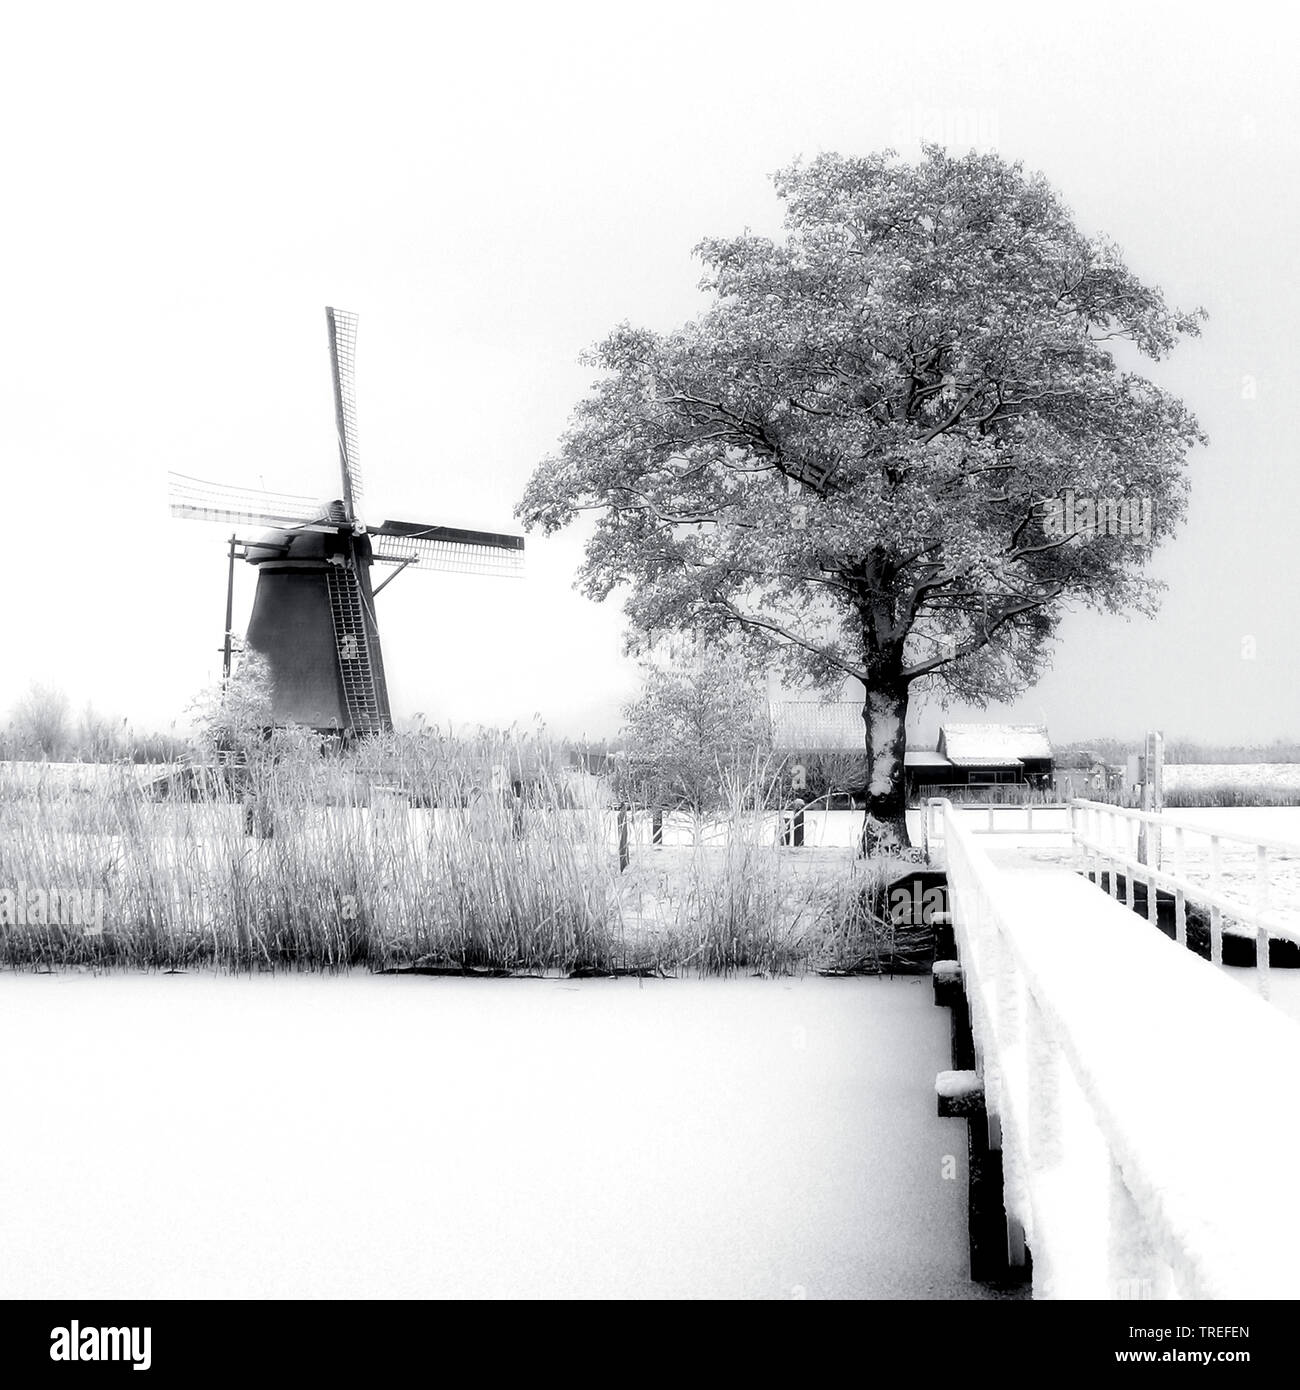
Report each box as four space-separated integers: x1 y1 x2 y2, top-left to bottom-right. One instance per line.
169 307 524 737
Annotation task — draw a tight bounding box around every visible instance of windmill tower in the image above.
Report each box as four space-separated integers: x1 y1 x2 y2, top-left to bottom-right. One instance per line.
169 307 524 736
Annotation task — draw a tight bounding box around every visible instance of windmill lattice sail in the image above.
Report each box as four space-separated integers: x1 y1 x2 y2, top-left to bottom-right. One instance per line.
168 472 323 528
371 520 525 578
326 306 363 516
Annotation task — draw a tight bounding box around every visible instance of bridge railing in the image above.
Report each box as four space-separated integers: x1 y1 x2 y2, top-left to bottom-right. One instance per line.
1069 798 1300 993
923 797 1072 856
939 796 1300 1299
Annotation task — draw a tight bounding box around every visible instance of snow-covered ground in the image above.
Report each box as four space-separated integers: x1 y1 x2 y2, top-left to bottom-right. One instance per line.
1151 805 1300 843
0 760 172 791
0 972 1002 1300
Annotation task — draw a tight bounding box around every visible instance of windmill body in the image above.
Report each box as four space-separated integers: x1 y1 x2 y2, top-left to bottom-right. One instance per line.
170 309 523 736
243 521 390 733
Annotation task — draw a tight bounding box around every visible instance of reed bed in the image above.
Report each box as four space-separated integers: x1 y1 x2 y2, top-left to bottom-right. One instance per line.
1160 783 1300 808
0 736 922 976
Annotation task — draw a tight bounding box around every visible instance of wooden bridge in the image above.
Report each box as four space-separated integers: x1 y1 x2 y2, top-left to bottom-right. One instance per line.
925 796 1300 1300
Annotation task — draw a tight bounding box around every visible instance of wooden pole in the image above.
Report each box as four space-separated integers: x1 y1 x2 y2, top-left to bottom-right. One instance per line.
223 534 238 683
617 803 629 873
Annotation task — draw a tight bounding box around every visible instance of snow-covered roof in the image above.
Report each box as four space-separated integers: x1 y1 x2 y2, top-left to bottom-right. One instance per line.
937 724 1052 766
769 710 1052 765
770 702 865 752
904 750 953 768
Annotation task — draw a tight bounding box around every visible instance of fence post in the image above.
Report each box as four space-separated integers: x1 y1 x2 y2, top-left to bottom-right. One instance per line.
1174 826 1187 946
617 803 630 873
1255 844 1270 997
244 791 274 839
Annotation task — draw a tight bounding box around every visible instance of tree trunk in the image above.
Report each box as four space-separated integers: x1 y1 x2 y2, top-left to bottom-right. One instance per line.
860 671 911 858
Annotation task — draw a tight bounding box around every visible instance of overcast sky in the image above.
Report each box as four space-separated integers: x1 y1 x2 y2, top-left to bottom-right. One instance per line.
3 2 1296 747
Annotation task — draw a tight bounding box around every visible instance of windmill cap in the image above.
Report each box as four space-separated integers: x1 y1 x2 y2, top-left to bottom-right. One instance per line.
245 527 358 566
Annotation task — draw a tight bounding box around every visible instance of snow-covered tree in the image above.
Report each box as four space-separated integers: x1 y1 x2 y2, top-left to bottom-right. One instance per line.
189 650 275 762
9 683 71 760
616 641 772 815
519 146 1205 849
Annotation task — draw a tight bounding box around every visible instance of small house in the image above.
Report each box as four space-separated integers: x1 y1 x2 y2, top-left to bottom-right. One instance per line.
768 699 1053 803
906 724 1054 799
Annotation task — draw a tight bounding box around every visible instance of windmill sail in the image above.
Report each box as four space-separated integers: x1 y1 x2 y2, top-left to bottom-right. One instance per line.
168 472 324 528
370 519 525 577
325 307 363 520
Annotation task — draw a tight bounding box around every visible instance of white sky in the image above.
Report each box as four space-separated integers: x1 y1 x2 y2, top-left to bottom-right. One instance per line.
3 1 1297 746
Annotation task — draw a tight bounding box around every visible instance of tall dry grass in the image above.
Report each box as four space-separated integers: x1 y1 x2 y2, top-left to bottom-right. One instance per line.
0 735 915 976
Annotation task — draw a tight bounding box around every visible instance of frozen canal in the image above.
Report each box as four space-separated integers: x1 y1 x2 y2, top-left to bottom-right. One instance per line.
0 972 1002 1300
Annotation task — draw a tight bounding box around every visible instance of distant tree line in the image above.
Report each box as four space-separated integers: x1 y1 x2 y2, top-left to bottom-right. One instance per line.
1052 737 1300 767
1 684 189 764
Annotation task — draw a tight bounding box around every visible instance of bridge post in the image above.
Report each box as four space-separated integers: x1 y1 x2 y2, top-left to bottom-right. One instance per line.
933 962 974 1068
933 964 1029 1288
969 1098 1023 1284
